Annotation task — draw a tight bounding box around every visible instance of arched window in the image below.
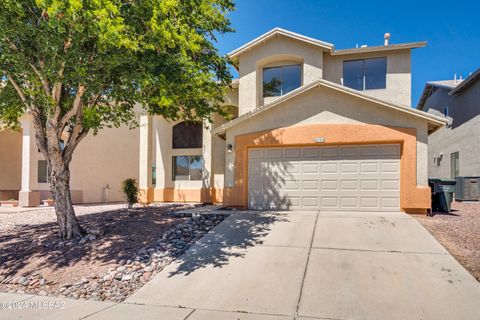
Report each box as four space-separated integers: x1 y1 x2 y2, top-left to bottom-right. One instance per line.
172 122 203 149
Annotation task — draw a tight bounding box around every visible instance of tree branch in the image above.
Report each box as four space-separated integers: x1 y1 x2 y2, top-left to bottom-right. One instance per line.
30 110 49 157
29 62 50 96
7 75 30 110
58 84 86 130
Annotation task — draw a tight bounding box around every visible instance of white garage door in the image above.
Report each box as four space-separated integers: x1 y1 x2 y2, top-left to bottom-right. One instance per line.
248 144 400 211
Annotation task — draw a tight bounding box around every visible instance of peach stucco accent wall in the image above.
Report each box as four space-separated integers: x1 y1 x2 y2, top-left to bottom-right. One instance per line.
223 123 430 213
139 187 222 204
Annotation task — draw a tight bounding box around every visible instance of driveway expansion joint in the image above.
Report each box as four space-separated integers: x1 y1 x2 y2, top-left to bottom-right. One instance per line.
294 210 320 320
310 246 449 255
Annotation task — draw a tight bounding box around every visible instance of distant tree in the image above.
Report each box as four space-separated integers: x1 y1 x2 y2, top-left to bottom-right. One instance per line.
0 0 234 239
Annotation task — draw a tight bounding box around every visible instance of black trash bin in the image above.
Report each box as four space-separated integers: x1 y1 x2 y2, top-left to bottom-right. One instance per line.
428 179 456 214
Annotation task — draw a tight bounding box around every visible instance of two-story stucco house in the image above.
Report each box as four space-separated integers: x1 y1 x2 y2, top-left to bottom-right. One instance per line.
417 68 480 179
0 28 447 214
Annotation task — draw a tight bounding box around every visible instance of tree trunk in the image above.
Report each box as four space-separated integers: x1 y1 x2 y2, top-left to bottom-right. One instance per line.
49 161 84 239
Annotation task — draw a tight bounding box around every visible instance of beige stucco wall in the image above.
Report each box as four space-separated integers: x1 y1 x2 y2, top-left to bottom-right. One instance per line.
30 123 140 203
153 117 210 190
323 50 412 106
0 129 22 191
237 35 326 115
224 85 429 188
427 115 480 179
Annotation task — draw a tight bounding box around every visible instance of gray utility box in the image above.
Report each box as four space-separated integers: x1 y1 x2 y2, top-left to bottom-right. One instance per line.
455 176 480 201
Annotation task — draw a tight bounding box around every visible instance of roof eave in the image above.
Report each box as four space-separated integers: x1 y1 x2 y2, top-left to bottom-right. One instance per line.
331 41 427 56
213 79 448 136
449 68 480 95
227 28 334 59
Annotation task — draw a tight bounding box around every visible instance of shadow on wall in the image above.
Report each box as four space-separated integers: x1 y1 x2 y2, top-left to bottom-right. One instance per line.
167 211 290 277
228 130 294 210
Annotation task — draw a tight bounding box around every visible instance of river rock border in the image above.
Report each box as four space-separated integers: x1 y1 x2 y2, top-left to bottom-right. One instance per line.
0 212 227 302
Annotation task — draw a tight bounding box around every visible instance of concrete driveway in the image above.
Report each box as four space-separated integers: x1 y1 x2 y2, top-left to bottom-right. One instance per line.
124 210 480 320
3 210 480 320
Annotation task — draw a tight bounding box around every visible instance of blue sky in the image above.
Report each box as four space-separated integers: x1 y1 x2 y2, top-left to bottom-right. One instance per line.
216 0 479 106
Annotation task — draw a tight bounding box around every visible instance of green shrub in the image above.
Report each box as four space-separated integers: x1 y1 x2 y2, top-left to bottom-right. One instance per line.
121 178 139 209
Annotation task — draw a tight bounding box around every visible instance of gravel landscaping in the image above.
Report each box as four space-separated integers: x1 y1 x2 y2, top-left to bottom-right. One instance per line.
415 201 480 281
0 203 227 301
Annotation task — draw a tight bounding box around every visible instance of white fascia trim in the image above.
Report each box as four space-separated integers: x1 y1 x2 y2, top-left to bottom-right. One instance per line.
213 79 447 135
228 28 334 58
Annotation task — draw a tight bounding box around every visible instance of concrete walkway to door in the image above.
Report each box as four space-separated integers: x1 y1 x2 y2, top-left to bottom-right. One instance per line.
124 210 480 320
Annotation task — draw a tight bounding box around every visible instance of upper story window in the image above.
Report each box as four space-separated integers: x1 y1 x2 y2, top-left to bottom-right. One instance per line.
343 57 387 91
172 122 203 149
263 64 302 97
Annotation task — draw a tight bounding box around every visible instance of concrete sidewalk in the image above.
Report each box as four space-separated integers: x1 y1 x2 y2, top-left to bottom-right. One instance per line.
2 210 480 319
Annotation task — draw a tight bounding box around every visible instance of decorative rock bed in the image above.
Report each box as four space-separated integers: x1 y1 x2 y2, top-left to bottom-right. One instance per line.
0 212 227 302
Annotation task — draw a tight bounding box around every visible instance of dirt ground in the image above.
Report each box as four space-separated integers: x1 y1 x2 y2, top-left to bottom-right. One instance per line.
0 203 187 290
414 201 480 281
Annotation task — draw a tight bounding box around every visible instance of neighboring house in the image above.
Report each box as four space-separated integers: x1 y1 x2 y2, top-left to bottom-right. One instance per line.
417 68 480 179
0 28 447 214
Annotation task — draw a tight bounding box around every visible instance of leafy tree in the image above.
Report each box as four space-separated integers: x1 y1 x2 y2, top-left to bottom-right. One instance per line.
0 0 234 239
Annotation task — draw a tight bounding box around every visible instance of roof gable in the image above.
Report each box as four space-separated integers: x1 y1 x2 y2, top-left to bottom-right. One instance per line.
228 28 334 58
213 79 447 136
449 68 480 95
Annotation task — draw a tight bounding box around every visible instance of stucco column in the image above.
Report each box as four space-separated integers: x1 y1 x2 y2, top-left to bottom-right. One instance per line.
19 117 40 207
201 121 214 203
138 115 153 203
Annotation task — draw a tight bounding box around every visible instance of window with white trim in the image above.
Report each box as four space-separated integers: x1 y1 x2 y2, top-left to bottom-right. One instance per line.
172 155 203 181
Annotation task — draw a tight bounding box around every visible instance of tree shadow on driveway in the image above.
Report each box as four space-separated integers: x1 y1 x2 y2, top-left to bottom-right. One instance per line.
166 211 290 277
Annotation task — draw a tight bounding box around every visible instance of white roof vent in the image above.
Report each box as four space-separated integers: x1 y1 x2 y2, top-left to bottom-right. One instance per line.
384 33 391 46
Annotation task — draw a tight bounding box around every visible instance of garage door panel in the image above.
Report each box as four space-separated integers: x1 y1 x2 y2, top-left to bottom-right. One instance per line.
360 180 379 191
321 197 338 208
265 148 283 159
321 163 338 174
284 180 301 191
248 144 400 211
284 148 301 158
340 180 358 191
339 162 358 173
321 147 338 158
382 197 400 208
360 197 380 208
381 144 400 156
360 162 379 173
249 149 264 159
381 161 400 173
303 180 319 190
321 180 338 191
302 163 319 173
340 197 358 208
302 147 319 158
381 179 400 191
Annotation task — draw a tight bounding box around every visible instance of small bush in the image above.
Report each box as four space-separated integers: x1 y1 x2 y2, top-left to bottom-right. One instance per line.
121 178 139 209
